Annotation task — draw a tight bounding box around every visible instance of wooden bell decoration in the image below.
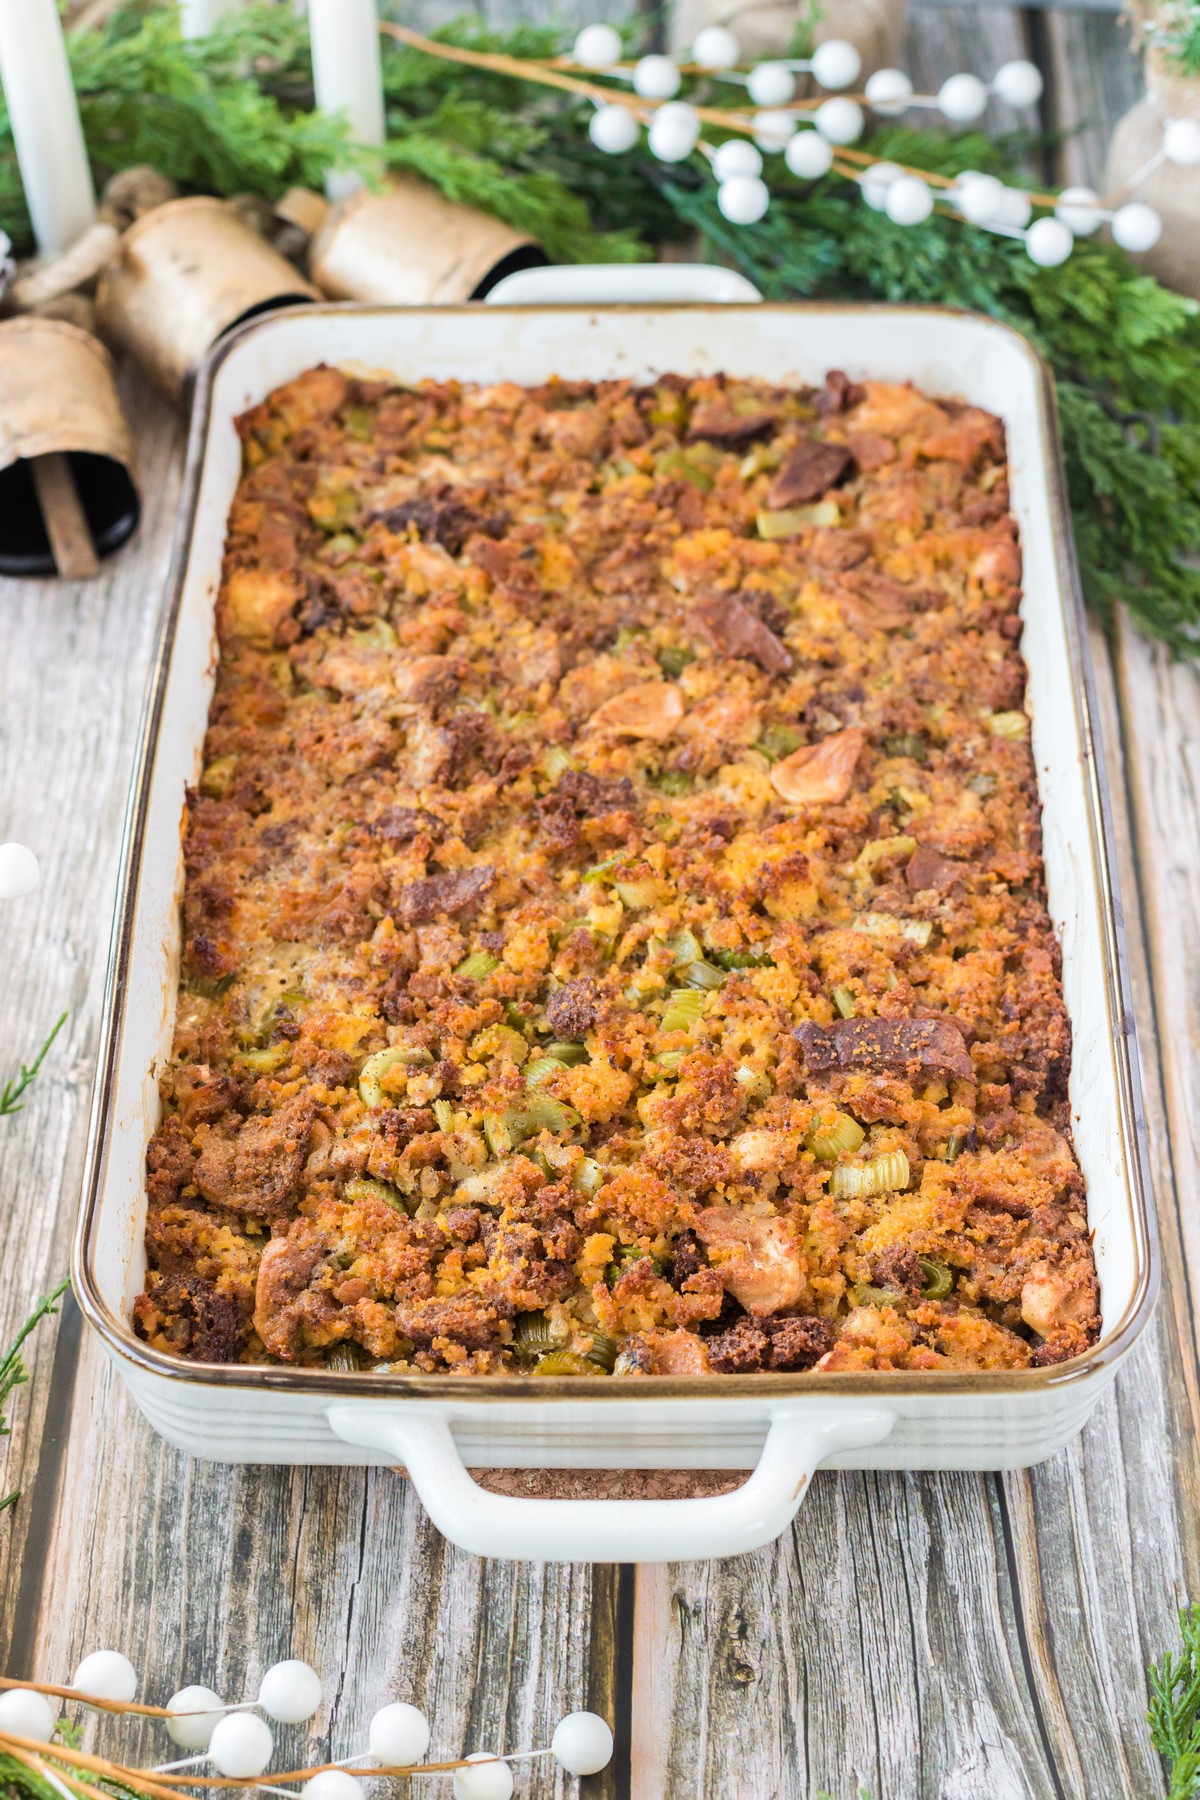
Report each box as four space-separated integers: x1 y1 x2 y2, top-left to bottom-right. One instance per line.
309 176 546 305
96 196 320 401
0 317 140 579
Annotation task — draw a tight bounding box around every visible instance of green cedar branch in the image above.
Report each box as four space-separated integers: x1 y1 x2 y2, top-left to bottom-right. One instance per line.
0 1016 67 1120
0 1280 69 1515
1149 1606 1200 1799
2 10 1199 651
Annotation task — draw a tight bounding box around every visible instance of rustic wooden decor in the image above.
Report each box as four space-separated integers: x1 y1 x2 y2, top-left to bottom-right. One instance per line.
0 316 139 578
309 176 545 306
95 197 319 401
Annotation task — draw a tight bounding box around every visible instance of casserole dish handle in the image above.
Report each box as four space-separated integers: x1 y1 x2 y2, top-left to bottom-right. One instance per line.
327 1400 895 1563
484 263 763 306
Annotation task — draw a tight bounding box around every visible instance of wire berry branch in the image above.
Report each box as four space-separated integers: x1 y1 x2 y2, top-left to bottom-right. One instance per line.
380 20 1198 260
0 1663 614 1800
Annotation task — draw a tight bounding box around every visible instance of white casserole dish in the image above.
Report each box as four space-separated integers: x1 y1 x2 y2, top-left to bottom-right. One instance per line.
73 279 1158 1563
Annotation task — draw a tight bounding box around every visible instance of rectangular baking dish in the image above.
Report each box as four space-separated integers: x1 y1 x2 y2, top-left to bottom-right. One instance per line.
73 286 1158 1562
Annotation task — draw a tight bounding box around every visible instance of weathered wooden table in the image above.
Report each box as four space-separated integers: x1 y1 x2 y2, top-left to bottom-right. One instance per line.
2 5 1197 1795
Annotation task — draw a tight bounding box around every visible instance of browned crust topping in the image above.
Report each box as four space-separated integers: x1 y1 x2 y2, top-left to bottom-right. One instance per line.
135 364 1098 1378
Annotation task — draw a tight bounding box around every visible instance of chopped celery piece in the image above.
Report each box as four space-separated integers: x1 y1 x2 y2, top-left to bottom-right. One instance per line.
647 767 694 796
714 948 773 970
344 1175 410 1215
919 1257 954 1300
757 500 841 538
656 645 694 679
531 1351 599 1376
668 928 703 967
432 1099 455 1131
483 1112 513 1157
545 1041 588 1066
805 1111 864 1164
456 950 500 982
830 1149 911 1198
358 1045 430 1108
985 710 1028 739
754 725 801 763
572 1156 603 1193
882 732 928 763
681 959 726 992
831 986 857 1019
660 988 709 1034
524 1056 564 1088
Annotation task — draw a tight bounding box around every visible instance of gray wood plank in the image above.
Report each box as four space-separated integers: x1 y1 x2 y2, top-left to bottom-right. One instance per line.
0 369 620 1799
904 3 1034 141
32 1333 619 1799
1039 9 1144 190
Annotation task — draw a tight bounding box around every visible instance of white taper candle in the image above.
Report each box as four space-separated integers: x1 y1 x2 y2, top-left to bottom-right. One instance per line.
178 0 242 39
308 0 385 201
0 0 97 257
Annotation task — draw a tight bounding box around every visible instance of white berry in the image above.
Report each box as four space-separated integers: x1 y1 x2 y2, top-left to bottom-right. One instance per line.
1055 186 1103 236
954 171 1005 225
633 55 680 100
992 59 1044 108
0 844 39 901
811 38 861 91
860 160 903 211
993 186 1033 228
165 1687 225 1751
648 101 700 162
717 175 770 224
885 174 934 226
572 24 621 70
864 68 912 115
0 1689 57 1742
752 109 795 153
938 73 988 124
208 1712 274 1780
785 130 834 178
815 97 864 145
1112 201 1162 253
72 1652 138 1703
304 1773 363 1800
551 1712 615 1777
452 1754 513 1800
712 138 762 181
1025 216 1074 267
692 25 740 71
1164 117 1200 166
369 1702 431 1766
257 1660 322 1725
589 104 639 154
747 61 795 106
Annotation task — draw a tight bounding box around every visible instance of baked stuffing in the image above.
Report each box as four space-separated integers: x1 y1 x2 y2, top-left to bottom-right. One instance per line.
135 362 1100 1376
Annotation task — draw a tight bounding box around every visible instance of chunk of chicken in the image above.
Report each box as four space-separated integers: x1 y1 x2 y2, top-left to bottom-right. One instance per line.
694 1208 809 1315
769 728 866 806
1020 1261 1095 1337
587 681 685 740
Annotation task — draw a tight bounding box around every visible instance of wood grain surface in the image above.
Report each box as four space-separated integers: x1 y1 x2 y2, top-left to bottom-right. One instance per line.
0 8 1195 1799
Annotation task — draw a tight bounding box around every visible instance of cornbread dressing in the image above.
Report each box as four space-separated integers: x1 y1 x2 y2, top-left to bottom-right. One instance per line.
134 363 1100 1377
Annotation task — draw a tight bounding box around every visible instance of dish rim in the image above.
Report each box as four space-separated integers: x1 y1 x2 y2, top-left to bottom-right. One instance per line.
72 297 1160 1405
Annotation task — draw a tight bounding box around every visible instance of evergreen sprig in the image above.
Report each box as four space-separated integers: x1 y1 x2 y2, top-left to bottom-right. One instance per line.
0 1281 69 1514
0 1015 66 1119
3 7 1199 650
1150 1606 1200 1798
